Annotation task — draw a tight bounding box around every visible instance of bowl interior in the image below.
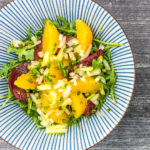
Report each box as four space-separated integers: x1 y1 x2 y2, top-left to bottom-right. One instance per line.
0 0 135 149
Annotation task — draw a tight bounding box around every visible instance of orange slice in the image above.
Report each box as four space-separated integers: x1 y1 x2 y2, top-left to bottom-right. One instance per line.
14 73 36 90
43 20 59 55
76 20 93 51
71 92 87 118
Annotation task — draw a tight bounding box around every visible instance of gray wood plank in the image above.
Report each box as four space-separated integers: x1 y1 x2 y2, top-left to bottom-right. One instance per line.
0 0 150 150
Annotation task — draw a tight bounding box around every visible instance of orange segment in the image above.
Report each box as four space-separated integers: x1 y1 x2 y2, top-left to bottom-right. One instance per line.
14 73 36 90
71 92 87 118
71 77 100 93
76 20 93 51
43 20 59 55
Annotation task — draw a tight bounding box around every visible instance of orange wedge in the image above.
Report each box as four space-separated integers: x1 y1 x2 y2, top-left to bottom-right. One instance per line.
43 20 59 55
76 20 93 51
71 92 87 118
14 73 36 90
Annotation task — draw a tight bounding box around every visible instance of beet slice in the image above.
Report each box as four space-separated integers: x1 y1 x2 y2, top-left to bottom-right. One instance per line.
34 38 43 61
84 100 97 116
69 49 103 72
9 62 29 102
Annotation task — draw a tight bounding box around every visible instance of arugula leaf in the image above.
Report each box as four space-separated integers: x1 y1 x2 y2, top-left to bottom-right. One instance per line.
7 46 34 61
35 27 44 39
57 16 69 27
92 56 103 69
97 28 102 39
0 87 14 108
93 39 124 47
22 28 32 42
42 19 49 25
0 59 21 80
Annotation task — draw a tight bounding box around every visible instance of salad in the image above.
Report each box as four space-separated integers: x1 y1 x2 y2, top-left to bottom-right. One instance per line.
0 16 123 134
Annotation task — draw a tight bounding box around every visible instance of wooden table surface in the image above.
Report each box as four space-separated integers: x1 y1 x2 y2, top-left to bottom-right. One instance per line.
0 0 150 149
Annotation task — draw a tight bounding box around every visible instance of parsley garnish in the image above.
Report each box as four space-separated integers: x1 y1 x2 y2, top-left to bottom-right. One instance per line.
28 78 33 84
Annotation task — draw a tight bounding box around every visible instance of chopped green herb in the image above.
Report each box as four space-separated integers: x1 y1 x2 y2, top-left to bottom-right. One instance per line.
54 43 57 47
72 45 78 49
44 105 50 110
43 74 54 85
57 96 64 105
29 68 40 78
85 93 91 97
106 108 111 112
28 78 33 84
47 62 51 69
77 91 80 95
64 83 68 88
63 48 67 52
87 94 95 100
74 66 78 73
91 109 96 114
62 119 67 123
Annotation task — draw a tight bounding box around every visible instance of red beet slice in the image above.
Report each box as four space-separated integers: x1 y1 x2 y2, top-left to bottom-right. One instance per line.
9 62 29 102
69 49 103 72
84 100 97 116
34 38 43 61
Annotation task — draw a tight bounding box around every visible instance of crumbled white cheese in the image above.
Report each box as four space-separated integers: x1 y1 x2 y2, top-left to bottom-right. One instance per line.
58 34 66 48
67 38 78 47
99 44 104 50
54 80 65 89
28 61 39 69
69 52 76 60
43 68 49 75
63 85 71 99
35 40 41 46
37 84 51 91
62 98 72 106
64 53 69 59
13 40 24 48
38 51 44 58
66 47 73 53
71 79 77 86
58 88 63 92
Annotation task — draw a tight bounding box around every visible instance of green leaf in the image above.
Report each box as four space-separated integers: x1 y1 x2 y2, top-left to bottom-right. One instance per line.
35 27 44 39
0 87 14 108
0 59 21 80
42 19 49 25
92 57 103 69
7 46 34 61
22 28 32 42
57 16 69 26
97 28 102 39
93 39 124 46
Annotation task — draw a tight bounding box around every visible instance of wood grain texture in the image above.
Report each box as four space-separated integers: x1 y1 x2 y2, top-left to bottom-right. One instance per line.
0 0 150 150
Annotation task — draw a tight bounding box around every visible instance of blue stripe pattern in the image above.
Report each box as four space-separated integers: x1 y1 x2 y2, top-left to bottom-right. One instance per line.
0 0 135 149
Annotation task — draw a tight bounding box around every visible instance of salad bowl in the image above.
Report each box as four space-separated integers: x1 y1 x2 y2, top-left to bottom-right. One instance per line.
0 0 135 149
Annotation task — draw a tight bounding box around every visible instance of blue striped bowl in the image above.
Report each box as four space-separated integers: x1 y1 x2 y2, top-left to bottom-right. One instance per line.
0 0 135 149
